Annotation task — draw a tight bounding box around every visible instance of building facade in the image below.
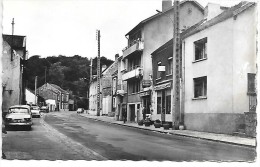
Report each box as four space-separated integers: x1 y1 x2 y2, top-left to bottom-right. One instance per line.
181 2 257 134
121 0 204 122
37 83 70 111
2 34 27 113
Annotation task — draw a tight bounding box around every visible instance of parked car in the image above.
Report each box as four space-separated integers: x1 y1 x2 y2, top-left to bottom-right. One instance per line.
77 108 84 114
40 106 49 113
31 106 41 118
5 105 32 130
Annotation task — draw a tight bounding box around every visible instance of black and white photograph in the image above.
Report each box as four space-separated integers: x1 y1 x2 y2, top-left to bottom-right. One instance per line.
1 0 259 166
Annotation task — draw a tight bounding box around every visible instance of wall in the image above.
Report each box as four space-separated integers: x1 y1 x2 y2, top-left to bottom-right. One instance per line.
143 2 204 81
26 89 36 105
2 41 22 112
183 6 256 134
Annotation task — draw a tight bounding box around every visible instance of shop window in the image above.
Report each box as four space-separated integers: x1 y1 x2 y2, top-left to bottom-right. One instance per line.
248 73 256 94
194 76 207 98
194 38 207 61
157 97 161 114
166 95 171 114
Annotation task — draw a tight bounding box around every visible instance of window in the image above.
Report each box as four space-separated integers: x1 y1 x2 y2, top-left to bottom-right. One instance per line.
248 73 256 94
113 97 116 108
194 38 207 61
166 95 171 114
166 57 173 75
193 76 207 98
157 62 162 79
157 97 161 114
128 79 140 94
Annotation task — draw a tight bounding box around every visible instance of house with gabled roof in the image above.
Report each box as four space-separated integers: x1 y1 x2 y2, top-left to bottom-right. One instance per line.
37 83 70 111
181 1 257 135
152 1 257 135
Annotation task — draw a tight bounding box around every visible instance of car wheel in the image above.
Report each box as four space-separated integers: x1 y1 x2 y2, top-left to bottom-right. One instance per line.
27 125 32 131
5 125 10 131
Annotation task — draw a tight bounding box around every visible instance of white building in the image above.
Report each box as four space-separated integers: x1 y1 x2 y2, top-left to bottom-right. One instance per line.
181 2 257 134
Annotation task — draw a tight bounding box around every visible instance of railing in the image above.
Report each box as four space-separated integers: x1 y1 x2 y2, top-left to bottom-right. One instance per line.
122 38 142 52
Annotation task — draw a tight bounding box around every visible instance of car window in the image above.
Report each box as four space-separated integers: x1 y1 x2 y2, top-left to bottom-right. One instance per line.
9 108 29 113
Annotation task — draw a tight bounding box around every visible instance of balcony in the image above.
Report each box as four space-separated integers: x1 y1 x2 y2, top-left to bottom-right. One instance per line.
122 40 144 59
122 66 143 81
116 83 127 96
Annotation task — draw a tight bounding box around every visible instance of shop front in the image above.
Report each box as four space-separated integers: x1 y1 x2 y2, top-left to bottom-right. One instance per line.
154 82 172 123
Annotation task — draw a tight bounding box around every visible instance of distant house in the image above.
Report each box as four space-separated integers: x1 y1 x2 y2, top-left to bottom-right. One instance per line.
2 34 27 113
88 76 101 115
37 83 69 111
25 88 36 105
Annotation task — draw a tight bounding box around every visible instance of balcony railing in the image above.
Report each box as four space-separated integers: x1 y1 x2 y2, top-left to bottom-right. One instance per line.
122 66 143 81
122 39 144 59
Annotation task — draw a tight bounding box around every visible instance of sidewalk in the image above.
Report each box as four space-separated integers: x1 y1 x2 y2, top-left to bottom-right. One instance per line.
80 113 256 147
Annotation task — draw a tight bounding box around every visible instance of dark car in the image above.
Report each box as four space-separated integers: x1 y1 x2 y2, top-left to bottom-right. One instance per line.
40 106 49 113
76 108 84 114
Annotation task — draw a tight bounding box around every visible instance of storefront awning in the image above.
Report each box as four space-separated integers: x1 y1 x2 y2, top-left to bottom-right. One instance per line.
154 82 171 91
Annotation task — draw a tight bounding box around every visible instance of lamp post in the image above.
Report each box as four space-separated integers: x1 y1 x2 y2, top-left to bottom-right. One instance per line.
156 0 181 128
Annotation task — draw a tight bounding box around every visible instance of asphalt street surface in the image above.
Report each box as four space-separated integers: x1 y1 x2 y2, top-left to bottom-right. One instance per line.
2 111 256 161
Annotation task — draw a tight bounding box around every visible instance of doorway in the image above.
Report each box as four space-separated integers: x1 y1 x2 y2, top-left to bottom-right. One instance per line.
129 104 135 122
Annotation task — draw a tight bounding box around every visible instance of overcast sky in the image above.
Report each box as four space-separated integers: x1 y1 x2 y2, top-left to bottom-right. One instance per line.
2 0 243 60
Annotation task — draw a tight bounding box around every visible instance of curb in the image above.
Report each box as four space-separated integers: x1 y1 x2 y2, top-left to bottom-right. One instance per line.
80 114 256 148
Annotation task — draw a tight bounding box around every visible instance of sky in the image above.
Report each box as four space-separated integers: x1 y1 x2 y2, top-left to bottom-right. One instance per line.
1 0 245 60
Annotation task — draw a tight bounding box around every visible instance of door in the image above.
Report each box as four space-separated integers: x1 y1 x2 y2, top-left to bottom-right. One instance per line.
161 90 165 122
130 104 135 122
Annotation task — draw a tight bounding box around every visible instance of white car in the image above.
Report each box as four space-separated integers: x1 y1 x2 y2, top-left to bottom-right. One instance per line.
31 106 41 118
5 105 32 130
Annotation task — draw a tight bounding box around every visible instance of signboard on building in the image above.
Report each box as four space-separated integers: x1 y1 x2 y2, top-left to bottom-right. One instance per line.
142 80 151 88
140 90 151 97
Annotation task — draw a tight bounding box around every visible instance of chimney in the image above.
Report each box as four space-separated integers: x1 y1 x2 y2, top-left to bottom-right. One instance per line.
115 54 119 60
204 3 223 20
162 0 172 12
102 65 107 72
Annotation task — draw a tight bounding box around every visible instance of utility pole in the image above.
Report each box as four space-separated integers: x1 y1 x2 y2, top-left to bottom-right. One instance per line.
45 66 47 84
172 0 181 128
11 18 15 61
90 58 93 83
35 76 38 105
96 30 101 116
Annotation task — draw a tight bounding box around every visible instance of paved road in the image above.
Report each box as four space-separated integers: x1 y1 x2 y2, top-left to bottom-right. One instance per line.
2 114 105 160
2 111 256 161
45 112 255 161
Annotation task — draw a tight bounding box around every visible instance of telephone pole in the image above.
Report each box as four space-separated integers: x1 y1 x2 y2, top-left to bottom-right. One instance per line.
172 0 181 128
96 30 101 116
35 76 38 105
11 18 15 61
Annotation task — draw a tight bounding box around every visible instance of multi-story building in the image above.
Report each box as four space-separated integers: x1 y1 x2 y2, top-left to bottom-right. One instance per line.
152 1 257 135
2 34 27 114
181 1 257 134
121 0 204 122
37 83 69 111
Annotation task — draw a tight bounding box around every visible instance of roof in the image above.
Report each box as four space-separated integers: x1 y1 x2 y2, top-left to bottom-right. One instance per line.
2 34 26 49
151 1 256 56
125 0 204 36
182 1 255 39
49 83 69 94
9 105 31 109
